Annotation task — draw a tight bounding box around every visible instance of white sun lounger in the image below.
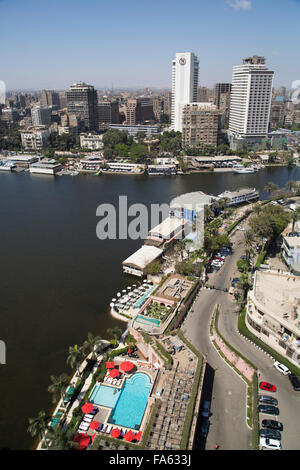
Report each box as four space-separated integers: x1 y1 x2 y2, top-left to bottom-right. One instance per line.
79 423 89 431
83 416 93 423
101 424 107 433
106 425 112 434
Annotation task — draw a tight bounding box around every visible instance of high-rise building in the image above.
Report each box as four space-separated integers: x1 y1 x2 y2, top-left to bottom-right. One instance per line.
181 103 221 148
66 82 98 131
197 87 213 103
31 106 52 127
40 90 60 108
213 83 232 108
125 98 154 125
228 56 274 148
171 52 199 132
97 100 120 130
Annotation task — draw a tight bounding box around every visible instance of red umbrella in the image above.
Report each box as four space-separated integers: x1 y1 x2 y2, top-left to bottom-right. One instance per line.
124 430 135 442
73 433 90 450
81 402 94 414
109 368 120 378
128 347 132 354
89 420 100 430
135 430 142 441
106 361 114 369
120 361 134 373
111 428 121 438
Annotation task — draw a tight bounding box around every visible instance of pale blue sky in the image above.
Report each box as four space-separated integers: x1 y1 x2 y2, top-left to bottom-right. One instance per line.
1 0 299 90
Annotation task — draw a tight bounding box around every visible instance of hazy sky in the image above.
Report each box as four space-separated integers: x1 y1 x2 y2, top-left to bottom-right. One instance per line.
1 0 299 90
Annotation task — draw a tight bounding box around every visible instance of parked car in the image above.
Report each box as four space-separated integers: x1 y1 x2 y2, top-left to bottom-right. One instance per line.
259 395 278 406
259 382 277 392
273 361 290 375
200 419 210 437
259 437 281 450
288 373 300 391
201 400 211 418
262 420 283 431
258 404 279 416
259 428 281 440
231 277 239 287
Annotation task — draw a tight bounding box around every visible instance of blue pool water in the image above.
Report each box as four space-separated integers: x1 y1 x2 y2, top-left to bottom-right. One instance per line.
89 383 121 408
134 285 157 309
89 372 152 429
110 372 152 428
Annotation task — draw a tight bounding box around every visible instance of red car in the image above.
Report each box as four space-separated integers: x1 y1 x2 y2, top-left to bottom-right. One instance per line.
259 381 277 392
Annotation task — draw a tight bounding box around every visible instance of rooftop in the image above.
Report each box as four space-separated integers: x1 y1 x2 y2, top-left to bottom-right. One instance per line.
254 271 300 328
122 245 163 270
170 191 214 209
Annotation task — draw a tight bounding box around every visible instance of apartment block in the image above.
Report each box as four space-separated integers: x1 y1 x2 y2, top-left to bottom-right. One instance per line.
181 103 221 148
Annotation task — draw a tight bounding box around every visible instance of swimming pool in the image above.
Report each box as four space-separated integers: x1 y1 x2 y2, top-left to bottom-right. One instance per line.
110 372 151 429
89 372 152 429
89 383 121 408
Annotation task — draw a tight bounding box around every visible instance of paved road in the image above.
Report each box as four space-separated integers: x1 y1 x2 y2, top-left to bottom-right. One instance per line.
183 223 300 450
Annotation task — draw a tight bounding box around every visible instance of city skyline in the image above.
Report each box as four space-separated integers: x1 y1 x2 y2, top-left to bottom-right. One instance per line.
1 0 299 91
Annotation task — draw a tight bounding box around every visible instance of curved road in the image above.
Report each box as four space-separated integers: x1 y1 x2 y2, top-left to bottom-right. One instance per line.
182 225 300 450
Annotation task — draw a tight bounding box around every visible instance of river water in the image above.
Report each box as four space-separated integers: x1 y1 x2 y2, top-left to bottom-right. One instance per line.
0 166 299 449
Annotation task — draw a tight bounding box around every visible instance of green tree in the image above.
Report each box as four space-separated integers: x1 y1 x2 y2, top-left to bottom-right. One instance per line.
66 344 85 376
264 182 279 197
130 143 148 162
27 411 51 449
48 373 70 404
114 143 129 157
107 326 122 345
48 424 76 450
146 260 162 275
83 332 102 360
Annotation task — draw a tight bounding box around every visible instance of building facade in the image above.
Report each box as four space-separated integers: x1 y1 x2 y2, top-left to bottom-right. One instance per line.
125 98 154 125
97 100 120 130
171 52 199 132
181 103 221 148
228 56 274 148
21 128 50 150
31 106 52 127
66 82 98 131
246 270 300 368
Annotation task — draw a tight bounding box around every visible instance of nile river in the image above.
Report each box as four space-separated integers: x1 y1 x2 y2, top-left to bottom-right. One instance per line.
0 166 299 449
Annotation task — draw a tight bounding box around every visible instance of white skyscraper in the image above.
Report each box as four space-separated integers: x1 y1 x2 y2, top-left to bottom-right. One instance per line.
171 52 199 132
228 56 274 145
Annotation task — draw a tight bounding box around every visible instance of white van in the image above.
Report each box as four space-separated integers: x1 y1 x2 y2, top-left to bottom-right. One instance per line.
273 361 290 375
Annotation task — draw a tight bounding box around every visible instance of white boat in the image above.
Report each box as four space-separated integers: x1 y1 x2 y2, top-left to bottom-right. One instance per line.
233 167 255 174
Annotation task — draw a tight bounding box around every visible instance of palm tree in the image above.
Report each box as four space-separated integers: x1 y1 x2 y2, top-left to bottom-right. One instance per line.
290 209 300 234
48 424 76 450
66 344 85 376
243 230 256 261
48 373 70 404
264 182 279 197
107 326 122 345
27 411 51 449
83 332 102 360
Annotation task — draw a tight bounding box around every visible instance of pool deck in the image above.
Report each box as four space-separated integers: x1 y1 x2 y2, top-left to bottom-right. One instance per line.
86 361 158 438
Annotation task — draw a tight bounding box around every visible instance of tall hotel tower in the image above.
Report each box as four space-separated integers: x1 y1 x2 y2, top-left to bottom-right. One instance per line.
171 52 199 132
228 56 274 148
